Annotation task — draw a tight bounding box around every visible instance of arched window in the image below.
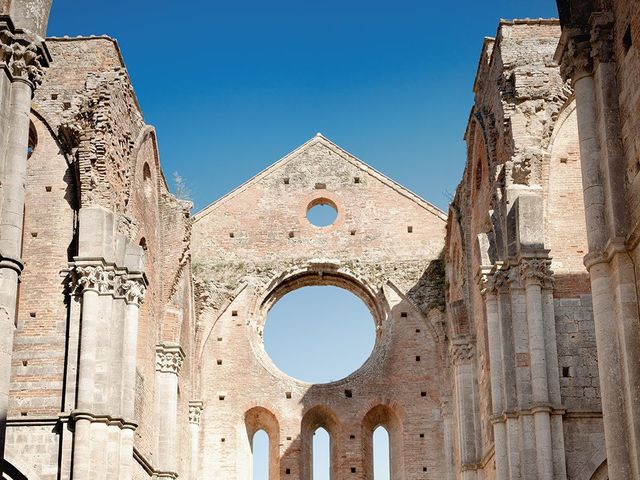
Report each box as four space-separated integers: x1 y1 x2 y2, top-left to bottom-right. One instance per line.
252 429 269 480
313 427 330 480
373 426 390 479
143 162 153 197
27 121 37 159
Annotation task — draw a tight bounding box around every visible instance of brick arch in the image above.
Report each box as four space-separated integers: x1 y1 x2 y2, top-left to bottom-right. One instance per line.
300 405 342 480
361 403 405 478
244 406 280 480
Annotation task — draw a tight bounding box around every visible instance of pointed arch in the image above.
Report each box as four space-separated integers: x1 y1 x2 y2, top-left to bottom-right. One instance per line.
244 406 280 480
362 404 405 479
301 405 341 480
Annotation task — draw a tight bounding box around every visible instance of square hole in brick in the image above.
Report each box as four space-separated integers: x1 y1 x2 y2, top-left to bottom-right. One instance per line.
231 310 238 317
345 389 352 398
286 469 291 475
284 178 290 185
22 360 27 366
419 433 425 438
562 366 572 378
407 226 413 233
289 231 295 238
315 182 326 189
350 229 356 236
401 312 408 318
354 177 360 184
217 359 222 365
21 411 27 416
416 355 421 362
421 391 427 397
229 232 235 238
285 391 292 399
45 186 52 192
51 93 58 100
221 438 225 442
416 329 421 333
351 467 357 473
217 337 223 342
286 436 292 441
219 395 225 401
31 232 37 238
29 312 36 318
63 102 71 110
350 434 355 439
423 467 427 472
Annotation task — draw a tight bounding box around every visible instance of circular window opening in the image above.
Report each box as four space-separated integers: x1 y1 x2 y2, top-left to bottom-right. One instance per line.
306 199 338 227
263 286 375 384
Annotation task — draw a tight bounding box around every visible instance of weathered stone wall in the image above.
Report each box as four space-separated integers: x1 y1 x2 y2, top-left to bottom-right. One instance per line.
4 36 195 479
191 135 449 479
445 20 605 480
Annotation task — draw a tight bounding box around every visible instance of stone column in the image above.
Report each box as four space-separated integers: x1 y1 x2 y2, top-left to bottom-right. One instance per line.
189 401 203 480
450 337 480 480
71 263 116 480
118 274 146 480
0 20 49 465
480 270 509 480
558 19 640 479
155 344 185 478
519 258 554 480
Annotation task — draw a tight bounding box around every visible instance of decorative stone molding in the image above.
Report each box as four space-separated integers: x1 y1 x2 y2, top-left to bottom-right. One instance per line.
74 264 116 295
117 274 147 306
450 337 475 365
518 258 553 287
188 401 204 425
479 268 508 295
0 21 50 88
155 344 185 375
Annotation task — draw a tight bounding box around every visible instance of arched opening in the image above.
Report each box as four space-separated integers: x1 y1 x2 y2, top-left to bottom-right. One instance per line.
373 426 390 479
252 429 269 480
362 405 404 478
27 121 37 159
244 407 280 480
263 285 375 383
143 162 153 197
312 427 330 480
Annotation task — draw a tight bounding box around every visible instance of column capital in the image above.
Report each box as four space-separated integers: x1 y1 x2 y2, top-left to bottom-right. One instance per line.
0 20 50 89
517 257 553 288
73 263 116 295
557 30 593 83
449 336 475 366
116 273 147 306
188 401 204 425
155 344 185 375
479 267 508 296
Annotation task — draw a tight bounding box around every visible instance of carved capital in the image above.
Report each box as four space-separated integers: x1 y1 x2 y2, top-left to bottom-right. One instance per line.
450 337 475 365
117 275 147 306
559 34 593 82
518 258 553 287
0 23 49 89
73 265 116 295
155 344 185 375
188 401 204 425
590 12 615 64
479 269 508 296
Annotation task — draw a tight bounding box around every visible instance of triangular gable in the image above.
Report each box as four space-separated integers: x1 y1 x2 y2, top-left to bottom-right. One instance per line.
194 134 446 223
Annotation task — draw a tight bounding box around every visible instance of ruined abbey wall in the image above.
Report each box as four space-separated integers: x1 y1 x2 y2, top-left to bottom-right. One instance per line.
191 135 449 479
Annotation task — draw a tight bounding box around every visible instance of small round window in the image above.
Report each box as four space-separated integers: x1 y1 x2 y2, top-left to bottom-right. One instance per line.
306 199 338 227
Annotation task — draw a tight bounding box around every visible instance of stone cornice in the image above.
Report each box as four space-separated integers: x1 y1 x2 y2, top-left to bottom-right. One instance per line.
69 410 138 430
155 344 185 375
0 18 50 90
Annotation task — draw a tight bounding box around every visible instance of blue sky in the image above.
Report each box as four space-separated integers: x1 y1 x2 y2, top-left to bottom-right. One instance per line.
47 0 559 213
47 2 561 477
